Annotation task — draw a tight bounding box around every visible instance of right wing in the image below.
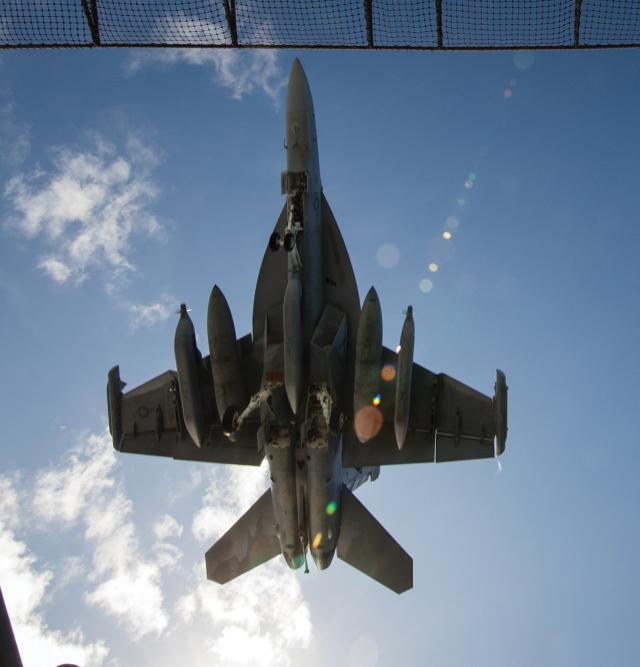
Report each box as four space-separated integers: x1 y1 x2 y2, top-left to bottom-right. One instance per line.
107 335 263 466
343 346 507 467
337 486 412 594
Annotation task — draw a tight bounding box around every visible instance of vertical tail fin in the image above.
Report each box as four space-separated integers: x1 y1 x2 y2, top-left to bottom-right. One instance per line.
337 486 413 594
205 489 281 584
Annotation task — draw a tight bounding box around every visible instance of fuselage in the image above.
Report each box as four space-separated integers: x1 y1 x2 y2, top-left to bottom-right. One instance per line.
266 60 371 572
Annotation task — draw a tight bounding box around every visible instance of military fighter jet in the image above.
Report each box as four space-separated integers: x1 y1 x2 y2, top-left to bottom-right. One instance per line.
107 59 507 594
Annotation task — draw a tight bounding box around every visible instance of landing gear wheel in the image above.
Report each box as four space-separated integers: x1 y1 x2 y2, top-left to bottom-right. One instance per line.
283 232 296 252
269 232 281 252
329 411 345 433
222 406 239 437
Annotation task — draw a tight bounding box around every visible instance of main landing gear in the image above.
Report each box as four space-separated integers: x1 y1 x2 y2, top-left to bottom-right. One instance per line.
269 230 300 253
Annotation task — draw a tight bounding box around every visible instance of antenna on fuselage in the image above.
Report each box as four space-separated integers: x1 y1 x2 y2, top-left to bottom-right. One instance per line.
300 533 309 574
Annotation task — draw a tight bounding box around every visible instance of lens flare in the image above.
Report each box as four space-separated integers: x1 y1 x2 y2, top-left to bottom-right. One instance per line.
464 179 474 189
381 365 396 381
468 172 476 181
375 243 400 268
312 532 322 549
428 263 438 273
504 88 513 98
372 394 381 406
326 501 337 515
446 215 459 229
513 51 535 70
354 405 383 442
395 344 401 353
442 231 452 240
457 197 465 206
419 278 433 293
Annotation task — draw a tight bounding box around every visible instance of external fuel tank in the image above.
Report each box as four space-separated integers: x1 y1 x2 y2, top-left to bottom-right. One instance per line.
394 306 415 450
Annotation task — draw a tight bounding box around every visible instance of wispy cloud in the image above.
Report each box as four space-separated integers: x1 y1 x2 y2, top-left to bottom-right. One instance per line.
3 430 312 664
153 513 183 541
184 463 312 665
0 476 109 666
4 137 162 288
0 101 30 165
32 432 175 639
126 49 286 104
126 293 177 329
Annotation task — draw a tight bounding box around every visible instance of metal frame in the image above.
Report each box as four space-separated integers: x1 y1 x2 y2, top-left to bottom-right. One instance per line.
80 0 100 46
222 0 238 47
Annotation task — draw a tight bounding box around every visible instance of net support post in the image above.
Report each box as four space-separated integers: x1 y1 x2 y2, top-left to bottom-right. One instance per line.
363 0 374 47
223 0 239 46
80 0 100 46
574 0 582 47
435 0 443 48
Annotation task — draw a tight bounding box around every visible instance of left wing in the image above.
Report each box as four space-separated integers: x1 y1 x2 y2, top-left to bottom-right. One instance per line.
107 347 263 467
343 346 507 467
206 488 280 584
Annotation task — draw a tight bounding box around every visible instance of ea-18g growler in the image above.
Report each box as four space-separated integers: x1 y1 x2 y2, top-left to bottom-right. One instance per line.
107 59 507 594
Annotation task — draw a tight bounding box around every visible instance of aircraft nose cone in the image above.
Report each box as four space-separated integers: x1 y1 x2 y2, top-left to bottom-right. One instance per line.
289 57 306 86
311 548 335 571
287 58 312 112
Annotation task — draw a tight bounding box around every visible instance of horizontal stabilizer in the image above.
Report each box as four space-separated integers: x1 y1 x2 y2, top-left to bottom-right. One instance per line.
205 489 281 584
337 486 412 594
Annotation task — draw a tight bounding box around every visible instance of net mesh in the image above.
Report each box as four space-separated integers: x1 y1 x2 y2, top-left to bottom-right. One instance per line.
97 1 229 45
1 0 639 48
580 0 640 45
442 1 574 47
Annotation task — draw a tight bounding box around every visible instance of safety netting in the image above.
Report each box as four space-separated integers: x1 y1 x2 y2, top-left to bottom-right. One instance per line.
1 1 639 49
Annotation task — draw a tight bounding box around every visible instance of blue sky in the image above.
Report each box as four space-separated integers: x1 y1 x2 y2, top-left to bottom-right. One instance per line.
0 46 639 666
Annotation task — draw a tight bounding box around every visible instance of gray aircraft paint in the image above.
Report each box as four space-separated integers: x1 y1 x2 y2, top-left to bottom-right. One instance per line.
394 306 415 450
107 59 508 594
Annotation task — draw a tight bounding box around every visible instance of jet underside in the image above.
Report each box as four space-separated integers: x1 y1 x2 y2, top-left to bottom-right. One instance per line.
107 60 507 594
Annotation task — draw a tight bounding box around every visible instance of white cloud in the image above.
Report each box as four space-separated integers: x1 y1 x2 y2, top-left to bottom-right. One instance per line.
3 429 312 665
153 513 183 541
32 432 172 639
152 514 184 570
168 467 203 505
126 48 286 104
0 475 19 527
186 463 312 665
127 294 176 329
53 555 87 592
37 256 73 283
0 476 109 666
4 138 161 288
191 463 268 543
